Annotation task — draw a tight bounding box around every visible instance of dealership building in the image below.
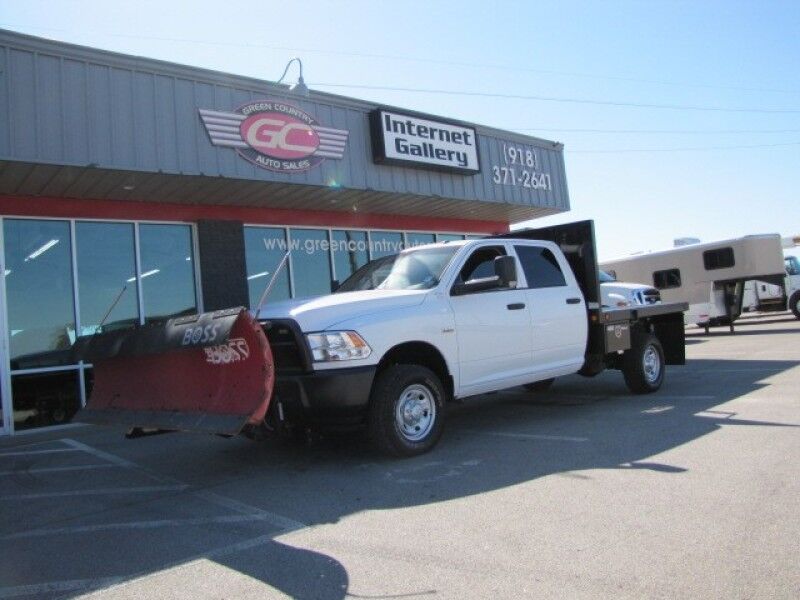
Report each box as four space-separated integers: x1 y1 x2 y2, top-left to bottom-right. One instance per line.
0 29 569 435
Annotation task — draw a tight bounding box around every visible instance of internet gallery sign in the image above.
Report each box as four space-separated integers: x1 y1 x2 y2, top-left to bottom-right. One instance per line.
370 109 480 174
199 101 349 173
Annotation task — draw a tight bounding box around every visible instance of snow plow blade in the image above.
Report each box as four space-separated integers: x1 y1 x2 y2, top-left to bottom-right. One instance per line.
72 308 274 436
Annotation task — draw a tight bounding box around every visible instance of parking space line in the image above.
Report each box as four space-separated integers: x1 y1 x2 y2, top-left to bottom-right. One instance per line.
464 429 588 442
0 448 80 458
0 533 280 599
0 464 115 477
0 576 127 599
60 438 174 483
60 437 307 532
0 484 187 500
2 514 276 540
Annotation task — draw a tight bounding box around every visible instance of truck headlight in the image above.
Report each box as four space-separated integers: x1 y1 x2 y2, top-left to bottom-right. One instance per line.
306 331 372 362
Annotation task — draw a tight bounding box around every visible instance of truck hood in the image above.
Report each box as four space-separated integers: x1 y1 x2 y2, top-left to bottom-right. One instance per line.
601 282 653 292
254 289 428 331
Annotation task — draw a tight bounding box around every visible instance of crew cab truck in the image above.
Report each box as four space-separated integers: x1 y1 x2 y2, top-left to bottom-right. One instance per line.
257 221 687 456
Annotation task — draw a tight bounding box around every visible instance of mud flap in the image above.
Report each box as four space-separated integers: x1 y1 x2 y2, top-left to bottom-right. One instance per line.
72 308 274 436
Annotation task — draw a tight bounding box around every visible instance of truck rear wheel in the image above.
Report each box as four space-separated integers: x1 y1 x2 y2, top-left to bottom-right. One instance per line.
622 334 665 394
367 364 445 457
790 291 800 319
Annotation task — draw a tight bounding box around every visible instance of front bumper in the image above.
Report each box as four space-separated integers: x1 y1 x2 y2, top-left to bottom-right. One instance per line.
272 365 377 429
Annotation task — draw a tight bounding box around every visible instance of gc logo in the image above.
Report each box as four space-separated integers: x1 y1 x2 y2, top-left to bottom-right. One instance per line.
240 113 320 160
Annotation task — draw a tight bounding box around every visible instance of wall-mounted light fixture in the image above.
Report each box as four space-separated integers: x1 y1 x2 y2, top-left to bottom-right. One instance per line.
277 58 309 97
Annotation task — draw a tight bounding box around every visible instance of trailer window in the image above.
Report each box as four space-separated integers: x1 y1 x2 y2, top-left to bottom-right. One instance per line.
514 245 567 288
703 247 735 270
653 268 682 289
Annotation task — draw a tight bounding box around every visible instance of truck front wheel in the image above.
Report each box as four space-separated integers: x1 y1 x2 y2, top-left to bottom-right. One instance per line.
367 364 446 457
790 291 800 319
622 334 665 394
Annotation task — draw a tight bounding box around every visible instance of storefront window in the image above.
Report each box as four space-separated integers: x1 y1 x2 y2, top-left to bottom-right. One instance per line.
406 233 436 248
437 233 465 243
332 230 369 281
76 222 139 333
3 219 75 370
139 224 197 322
290 229 332 298
245 227 290 306
11 370 81 431
370 231 404 259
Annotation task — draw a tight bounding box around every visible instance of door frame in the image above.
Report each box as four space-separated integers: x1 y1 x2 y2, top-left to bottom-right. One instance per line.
0 218 12 435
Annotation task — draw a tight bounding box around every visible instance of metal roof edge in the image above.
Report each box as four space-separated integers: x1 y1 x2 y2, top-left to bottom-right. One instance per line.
0 28 563 151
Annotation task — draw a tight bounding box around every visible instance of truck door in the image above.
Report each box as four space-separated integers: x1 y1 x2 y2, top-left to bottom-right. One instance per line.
513 244 587 372
448 244 533 393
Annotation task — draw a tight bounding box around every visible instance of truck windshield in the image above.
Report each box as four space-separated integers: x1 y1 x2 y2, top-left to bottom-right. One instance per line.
599 270 616 283
336 247 458 292
786 256 800 276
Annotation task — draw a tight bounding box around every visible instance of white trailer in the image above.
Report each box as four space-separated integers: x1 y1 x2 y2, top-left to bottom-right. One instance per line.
743 254 800 318
600 234 785 330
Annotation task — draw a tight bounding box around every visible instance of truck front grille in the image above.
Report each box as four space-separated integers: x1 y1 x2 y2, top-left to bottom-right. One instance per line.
263 320 308 374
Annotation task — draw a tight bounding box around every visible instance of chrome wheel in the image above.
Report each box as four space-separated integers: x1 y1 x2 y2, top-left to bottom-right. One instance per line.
395 384 436 442
642 344 661 384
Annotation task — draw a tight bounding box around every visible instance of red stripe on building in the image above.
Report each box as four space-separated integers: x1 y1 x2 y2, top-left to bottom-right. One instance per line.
0 195 509 234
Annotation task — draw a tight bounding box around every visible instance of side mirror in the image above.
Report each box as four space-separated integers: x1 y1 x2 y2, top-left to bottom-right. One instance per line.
494 255 517 288
330 279 340 293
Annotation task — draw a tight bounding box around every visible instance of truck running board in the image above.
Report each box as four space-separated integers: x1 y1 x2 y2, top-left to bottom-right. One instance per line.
72 308 274 436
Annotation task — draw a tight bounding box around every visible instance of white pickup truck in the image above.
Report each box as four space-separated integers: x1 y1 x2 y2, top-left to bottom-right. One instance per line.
257 221 687 456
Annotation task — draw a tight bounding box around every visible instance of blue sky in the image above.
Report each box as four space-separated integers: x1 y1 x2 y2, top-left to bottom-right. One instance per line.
1 0 798 259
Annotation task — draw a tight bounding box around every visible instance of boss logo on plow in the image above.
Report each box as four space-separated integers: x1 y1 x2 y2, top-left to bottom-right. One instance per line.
204 338 251 365
181 324 219 346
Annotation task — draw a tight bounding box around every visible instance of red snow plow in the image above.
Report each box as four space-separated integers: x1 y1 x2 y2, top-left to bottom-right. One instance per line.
72 307 274 437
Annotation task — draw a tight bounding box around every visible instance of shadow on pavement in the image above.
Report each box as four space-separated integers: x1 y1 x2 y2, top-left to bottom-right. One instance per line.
1 357 798 599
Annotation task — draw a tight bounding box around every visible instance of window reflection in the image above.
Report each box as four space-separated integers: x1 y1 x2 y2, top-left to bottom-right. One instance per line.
291 229 332 299
332 230 369 281
11 370 81 431
405 232 435 248
244 227 290 307
139 224 197 322
437 233 465 243
76 222 139 333
370 231 404 259
3 219 75 369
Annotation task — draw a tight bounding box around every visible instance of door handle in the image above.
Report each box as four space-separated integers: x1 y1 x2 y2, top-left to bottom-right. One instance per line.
566 298 581 304
507 303 526 310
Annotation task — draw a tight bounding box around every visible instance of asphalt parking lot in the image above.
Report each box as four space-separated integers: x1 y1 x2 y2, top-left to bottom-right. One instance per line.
1 312 799 599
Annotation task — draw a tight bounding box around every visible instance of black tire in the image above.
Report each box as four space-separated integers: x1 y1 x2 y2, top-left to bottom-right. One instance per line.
790 291 800 320
523 378 555 392
367 364 446 457
622 334 665 394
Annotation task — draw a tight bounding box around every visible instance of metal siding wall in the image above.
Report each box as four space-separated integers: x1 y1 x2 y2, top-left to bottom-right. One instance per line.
9 49 36 159
0 47 9 157
62 59 89 164
0 34 570 214
133 72 158 171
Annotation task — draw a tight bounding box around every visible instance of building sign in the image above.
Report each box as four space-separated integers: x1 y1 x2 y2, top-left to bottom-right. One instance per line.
490 143 552 191
199 101 349 173
370 109 480 174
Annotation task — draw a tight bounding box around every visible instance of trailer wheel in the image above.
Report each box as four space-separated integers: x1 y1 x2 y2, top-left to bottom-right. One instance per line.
622 334 665 394
367 364 445 457
523 378 555 392
790 291 800 319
